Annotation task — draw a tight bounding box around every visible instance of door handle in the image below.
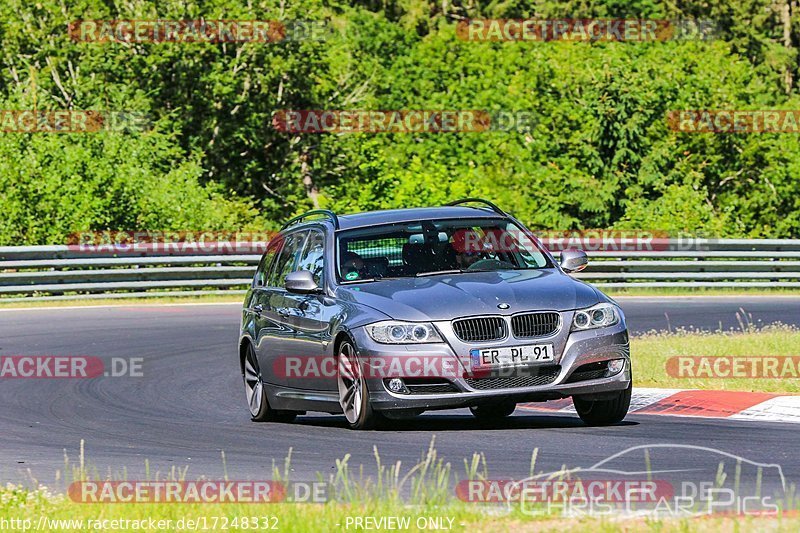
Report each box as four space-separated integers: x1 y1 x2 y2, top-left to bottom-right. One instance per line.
253 304 264 315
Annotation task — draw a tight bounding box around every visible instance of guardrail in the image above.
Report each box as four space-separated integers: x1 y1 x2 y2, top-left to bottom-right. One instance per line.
1 239 799 301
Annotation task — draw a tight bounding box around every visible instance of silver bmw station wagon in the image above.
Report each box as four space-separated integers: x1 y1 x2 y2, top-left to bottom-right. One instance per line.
239 199 631 429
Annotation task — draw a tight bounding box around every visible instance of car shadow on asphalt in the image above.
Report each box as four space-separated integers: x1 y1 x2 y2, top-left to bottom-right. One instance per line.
292 413 639 431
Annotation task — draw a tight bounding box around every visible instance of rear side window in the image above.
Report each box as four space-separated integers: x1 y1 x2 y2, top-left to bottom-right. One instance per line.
268 231 308 288
297 230 325 286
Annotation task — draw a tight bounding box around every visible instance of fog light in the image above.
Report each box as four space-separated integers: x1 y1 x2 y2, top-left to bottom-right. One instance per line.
606 359 625 375
386 378 408 394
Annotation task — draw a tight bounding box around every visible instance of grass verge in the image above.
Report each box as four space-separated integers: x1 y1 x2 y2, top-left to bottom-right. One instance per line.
1 440 798 532
632 324 800 392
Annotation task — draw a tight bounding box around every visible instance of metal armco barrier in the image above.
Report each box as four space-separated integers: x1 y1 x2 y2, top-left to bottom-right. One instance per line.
1 239 799 300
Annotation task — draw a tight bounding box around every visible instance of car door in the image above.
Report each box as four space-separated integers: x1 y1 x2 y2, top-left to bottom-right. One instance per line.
281 227 338 391
255 230 308 388
246 239 279 380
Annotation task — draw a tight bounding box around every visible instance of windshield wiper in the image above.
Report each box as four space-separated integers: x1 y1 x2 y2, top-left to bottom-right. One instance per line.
416 269 463 277
341 274 406 284
340 278 376 284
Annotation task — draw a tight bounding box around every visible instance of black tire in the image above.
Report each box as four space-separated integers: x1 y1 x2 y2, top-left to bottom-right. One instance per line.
242 343 297 423
573 383 632 426
470 400 516 421
336 338 383 430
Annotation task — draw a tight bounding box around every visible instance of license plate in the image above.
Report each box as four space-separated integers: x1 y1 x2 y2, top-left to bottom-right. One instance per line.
470 344 554 369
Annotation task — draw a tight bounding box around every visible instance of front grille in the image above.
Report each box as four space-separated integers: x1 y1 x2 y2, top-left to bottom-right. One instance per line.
565 361 609 383
452 316 507 342
464 365 561 390
511 312 560 338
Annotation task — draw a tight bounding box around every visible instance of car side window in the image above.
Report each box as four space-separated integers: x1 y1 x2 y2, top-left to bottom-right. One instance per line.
268 231 308 288
254 240 282 287
297 230 325 286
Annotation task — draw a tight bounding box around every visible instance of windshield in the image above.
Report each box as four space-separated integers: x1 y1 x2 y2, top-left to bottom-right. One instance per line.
336 218 552 282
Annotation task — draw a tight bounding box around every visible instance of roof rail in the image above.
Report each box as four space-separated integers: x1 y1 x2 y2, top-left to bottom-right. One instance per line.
281 209 340 230
445 198 507 216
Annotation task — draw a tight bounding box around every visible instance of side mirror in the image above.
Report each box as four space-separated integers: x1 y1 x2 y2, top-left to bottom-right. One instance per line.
560 249 588 273
285 270 321 294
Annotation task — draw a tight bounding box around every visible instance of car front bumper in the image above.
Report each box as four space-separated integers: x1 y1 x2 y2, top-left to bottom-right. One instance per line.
350 317 631 412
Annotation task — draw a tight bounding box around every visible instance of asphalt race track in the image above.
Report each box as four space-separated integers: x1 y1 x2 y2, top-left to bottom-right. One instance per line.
0 297 798 494
615 296 800 333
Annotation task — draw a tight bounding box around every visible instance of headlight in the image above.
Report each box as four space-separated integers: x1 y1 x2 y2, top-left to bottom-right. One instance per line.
365 321 444 344
571 303 620 331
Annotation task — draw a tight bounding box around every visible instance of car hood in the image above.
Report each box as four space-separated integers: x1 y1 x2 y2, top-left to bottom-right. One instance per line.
335 269 602 321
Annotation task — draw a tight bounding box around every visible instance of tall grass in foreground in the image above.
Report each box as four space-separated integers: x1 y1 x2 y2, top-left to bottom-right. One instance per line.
2 438 798 532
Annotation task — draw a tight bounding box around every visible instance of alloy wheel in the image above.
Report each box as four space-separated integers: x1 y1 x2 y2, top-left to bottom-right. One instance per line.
337 341 362 424
243 344 263 416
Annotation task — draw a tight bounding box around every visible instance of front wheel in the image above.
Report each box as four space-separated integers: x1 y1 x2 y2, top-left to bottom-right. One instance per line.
336 339 381 430
243 343 297 423
572 383 632 426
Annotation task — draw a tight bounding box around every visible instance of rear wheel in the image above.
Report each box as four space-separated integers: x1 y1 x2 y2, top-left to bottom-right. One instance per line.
336 339 381 430
242 343 297 423
470 400 516 421
573 383 632 426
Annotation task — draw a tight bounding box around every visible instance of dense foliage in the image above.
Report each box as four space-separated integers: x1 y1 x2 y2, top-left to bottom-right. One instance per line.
1 0 800 243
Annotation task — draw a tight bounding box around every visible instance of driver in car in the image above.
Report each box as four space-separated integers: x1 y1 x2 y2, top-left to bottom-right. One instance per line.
451 229 487 269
